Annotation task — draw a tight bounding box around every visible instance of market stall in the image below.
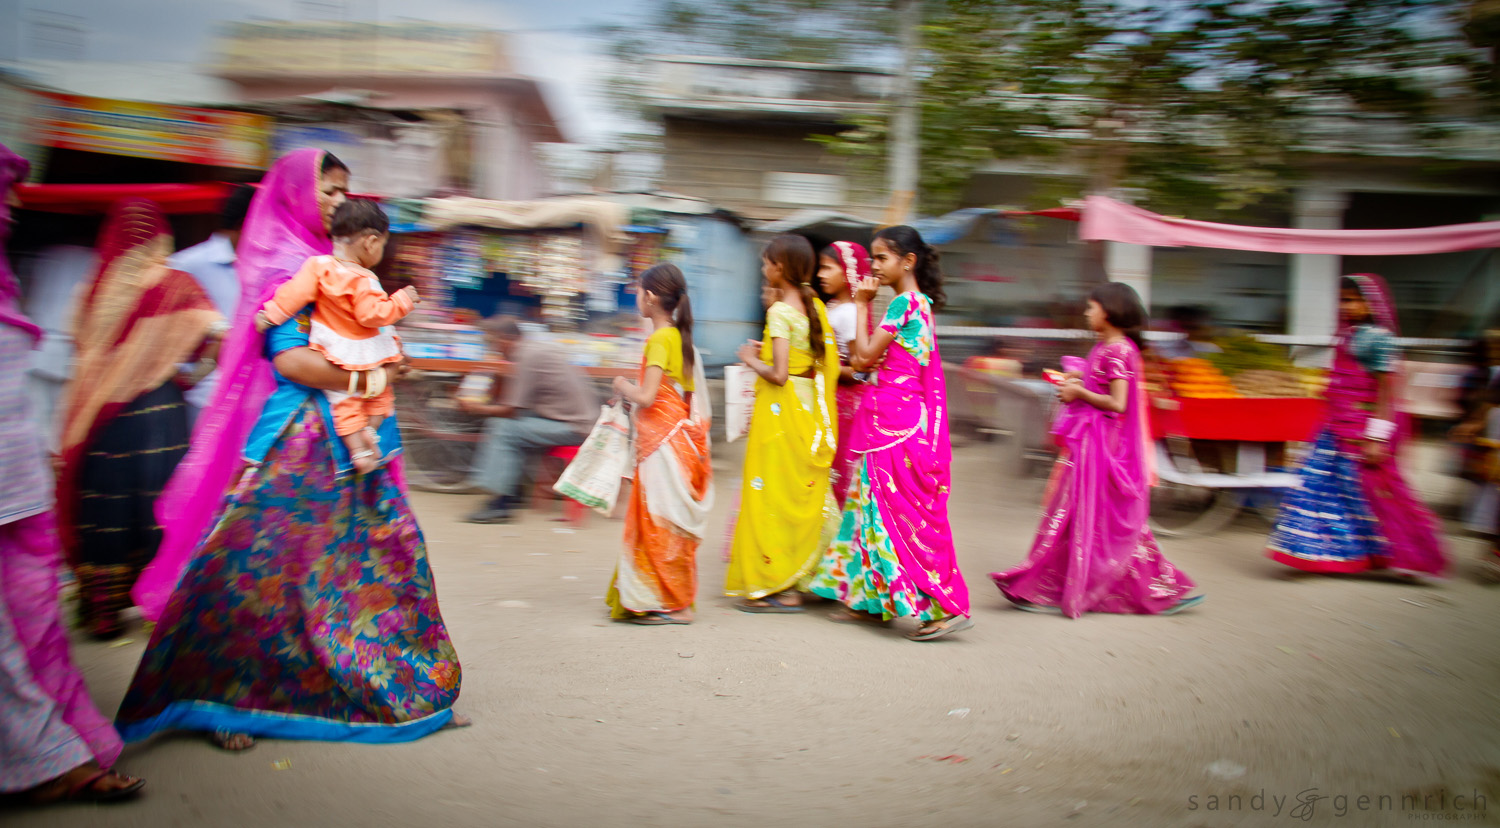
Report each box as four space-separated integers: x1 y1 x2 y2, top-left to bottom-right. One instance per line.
1146 341 1328 536
381 195 677 490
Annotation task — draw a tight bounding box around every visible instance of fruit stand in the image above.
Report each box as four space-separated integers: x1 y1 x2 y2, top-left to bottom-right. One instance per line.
1148 346 1328 536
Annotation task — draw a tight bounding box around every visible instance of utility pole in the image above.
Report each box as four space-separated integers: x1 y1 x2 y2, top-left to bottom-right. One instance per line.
885 0 920 225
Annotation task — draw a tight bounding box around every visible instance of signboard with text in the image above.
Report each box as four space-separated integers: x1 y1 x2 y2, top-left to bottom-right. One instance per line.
33 92 270 170
217 22 505 76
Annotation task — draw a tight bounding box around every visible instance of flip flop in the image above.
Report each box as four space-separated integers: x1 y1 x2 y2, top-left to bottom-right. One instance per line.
628 612 690 625
1161 594 1205 615
736 596 803 614
907 615 974 641
33 768 145 804
1012 599 1061 614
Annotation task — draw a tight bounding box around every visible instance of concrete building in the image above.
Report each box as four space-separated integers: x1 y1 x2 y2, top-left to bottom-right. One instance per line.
640 56 893 223
2 22 565 201
214 22 563 200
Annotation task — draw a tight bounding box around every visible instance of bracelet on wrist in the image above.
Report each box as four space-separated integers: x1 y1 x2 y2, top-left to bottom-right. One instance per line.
1363 417 1396 442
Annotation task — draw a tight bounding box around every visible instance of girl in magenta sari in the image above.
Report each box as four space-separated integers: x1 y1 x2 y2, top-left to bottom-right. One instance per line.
1265 274 1447 578
990 283 1201 618
807 226 971 641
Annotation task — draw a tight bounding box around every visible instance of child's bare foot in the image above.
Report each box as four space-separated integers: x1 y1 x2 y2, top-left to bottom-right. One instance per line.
444 711 473 729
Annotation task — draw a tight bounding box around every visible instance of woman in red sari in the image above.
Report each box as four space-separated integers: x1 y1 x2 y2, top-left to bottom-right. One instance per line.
818 241 873 506
55 199 220 639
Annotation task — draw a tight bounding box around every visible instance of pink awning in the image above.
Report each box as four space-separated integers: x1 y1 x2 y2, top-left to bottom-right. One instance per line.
1078 195 1500 255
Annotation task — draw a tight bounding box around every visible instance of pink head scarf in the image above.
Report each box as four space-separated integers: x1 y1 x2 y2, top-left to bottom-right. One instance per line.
0 143 42 342
136 148 333 620
1342 273 1400 336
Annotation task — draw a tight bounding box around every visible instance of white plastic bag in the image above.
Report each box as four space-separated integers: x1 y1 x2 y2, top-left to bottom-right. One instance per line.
722 364 758 443
554 402 632 514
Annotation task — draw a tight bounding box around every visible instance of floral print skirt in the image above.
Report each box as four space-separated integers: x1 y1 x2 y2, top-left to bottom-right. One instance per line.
115 403 461 743
807 458 950 623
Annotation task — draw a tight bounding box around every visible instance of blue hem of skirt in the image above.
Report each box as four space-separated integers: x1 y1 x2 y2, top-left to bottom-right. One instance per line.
116 701 453 744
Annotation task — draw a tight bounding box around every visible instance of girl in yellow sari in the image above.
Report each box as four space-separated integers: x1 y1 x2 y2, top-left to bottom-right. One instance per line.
608 264 714 624
726 234 840 612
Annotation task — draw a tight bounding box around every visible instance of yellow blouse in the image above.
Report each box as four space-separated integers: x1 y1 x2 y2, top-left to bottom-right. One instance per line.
644 326 694 391
764 301 814 375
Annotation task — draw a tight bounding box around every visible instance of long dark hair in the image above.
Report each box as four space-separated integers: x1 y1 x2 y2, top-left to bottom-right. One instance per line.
640 262 695 379
763 234 824 362
873 225 945 310
1088 281 1147 351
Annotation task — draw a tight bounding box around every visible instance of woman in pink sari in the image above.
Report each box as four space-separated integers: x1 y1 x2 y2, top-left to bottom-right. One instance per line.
135 148 362 620
0 143 143 802
807 225 971 641
1265 274 1446 578
119 149 463 752
990 282 1201 618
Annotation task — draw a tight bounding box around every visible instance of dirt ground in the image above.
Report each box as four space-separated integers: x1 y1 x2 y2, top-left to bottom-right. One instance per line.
16 439 1500 828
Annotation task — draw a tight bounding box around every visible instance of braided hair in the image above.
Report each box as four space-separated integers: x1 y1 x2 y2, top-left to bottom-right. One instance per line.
640 262 695 377
763 234 823 362
872 225 946 311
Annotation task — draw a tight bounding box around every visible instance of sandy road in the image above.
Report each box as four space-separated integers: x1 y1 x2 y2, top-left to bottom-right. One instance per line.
17 440 1500 827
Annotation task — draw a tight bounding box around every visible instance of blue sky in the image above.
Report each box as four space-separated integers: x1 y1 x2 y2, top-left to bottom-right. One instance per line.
2 0 650 143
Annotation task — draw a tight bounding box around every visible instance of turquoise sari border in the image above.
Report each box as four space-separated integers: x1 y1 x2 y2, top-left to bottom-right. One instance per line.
117 701 453 745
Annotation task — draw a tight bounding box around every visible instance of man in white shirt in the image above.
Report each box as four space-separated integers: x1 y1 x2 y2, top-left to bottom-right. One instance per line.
169 183 255 424
21 244 95 453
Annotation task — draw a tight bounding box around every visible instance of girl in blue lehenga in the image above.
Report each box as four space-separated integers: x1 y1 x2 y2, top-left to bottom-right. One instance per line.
116 150 464 749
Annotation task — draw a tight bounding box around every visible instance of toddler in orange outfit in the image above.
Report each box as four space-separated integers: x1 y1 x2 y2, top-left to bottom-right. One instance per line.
255 198 419 473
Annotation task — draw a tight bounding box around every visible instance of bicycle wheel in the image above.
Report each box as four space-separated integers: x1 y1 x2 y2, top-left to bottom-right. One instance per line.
1149 483 1242 538
396 373 483 493
1148 436 1242 538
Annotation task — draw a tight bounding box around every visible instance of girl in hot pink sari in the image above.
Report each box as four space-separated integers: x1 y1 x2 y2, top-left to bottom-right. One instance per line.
808 226 971 641
991 283 1202 618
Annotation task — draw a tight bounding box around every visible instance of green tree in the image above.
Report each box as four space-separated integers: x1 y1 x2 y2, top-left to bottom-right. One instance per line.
612 0 1492 216
853 0 1492 214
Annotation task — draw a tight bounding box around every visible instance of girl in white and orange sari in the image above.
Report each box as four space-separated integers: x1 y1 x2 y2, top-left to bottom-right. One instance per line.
608 264 714 624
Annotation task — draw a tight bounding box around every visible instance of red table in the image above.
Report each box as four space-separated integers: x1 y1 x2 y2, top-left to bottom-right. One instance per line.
1151 397 1326 442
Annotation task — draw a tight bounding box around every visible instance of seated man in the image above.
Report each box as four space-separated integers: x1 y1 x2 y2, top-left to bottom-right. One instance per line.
458 316 596 523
